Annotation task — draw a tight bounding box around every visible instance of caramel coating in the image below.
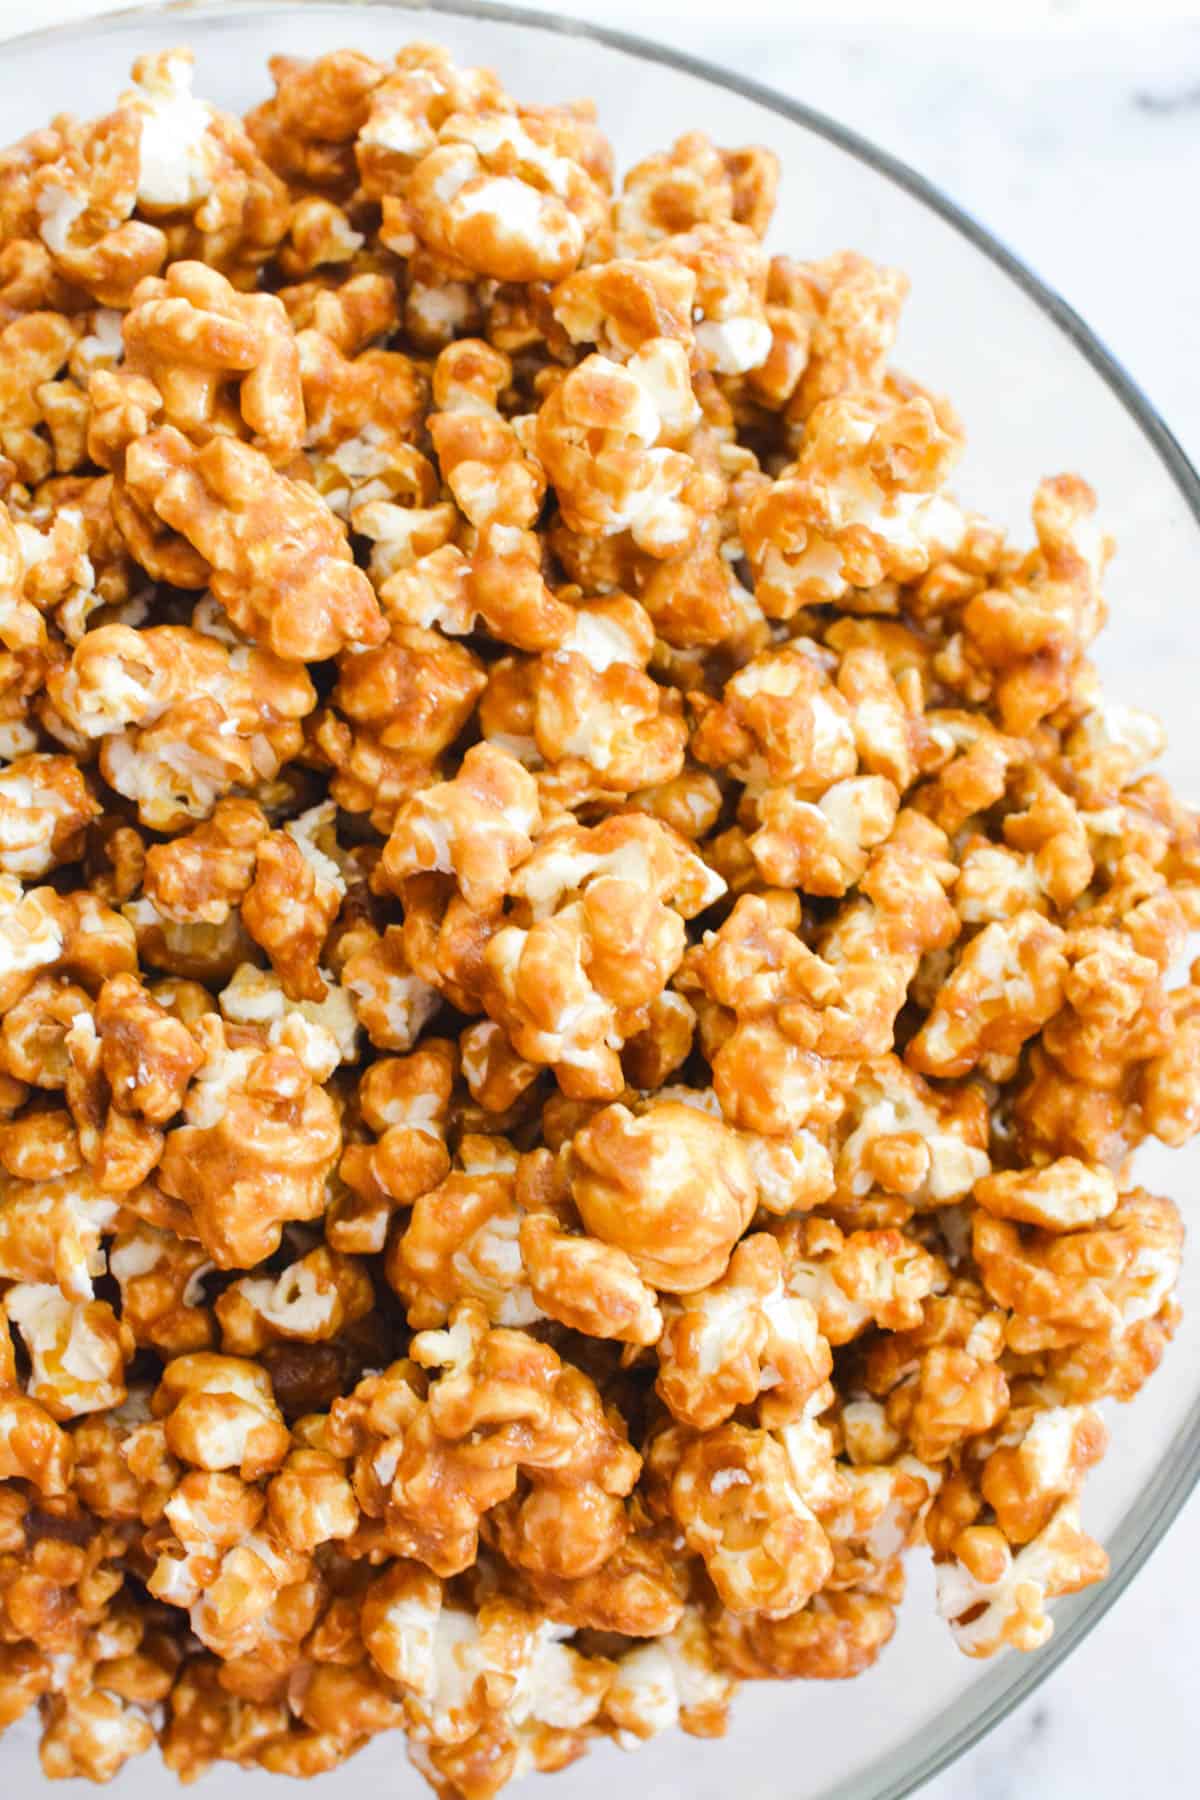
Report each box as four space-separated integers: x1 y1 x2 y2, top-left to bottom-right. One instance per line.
0 33 1195 1799
570 1100 756 1292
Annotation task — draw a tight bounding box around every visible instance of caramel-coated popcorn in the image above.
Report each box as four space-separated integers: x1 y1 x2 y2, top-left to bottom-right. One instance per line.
0 35 1196 1797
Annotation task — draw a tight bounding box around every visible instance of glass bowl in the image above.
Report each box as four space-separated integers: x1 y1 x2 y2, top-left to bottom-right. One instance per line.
2 3 1198 1796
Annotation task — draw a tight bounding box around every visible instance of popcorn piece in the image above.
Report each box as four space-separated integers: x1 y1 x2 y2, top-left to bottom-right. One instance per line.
962 476 1110 734
482 814 723 1098
0 1171 118 1302
716 1587 897 1681
834 1057 990 1210
535 339 705 556
0 499 46 654
121 262 302 465
0 1107 82 1182
241 804 346 1003
110 1220 213 1354
91 970 203 1125
0 313 79 483
311 712 441 837
1 973 90 1089
523 1527 687 1640
151 1482 311 1661
364 1575 610 1762
378 742 540 911
122 47 232 202
748 775 899 895
1142 976 1200 1148
386 1135 540 1328
334 1040 454 1252
0 877 63 1008
266 1446 358 1552
160 1657 290 1780
122 427 386 660
889 1344 1010 1465
39 1689 155 1783
785 251 908 417
485 1360 641 1580
980 1404 1108 1545
354 44 509 196
276 192 363 275
974 1158 1118 1232
775 1217 946 1346
460 1018 539 1114
520 1207 663 1346
671 1422 833 1616
656 1233 832 1429
153 1352 289 1479
603 1608 734 1744
56 990 178 1196
0 755 98 879
47 623 315 831
298 325 427 516
739 398 962 617
821 1456 939 1586
122 897 251 988
614 131 768 251
246 48 389 192
621 987 697 1090
157 1015 341 1267
24 49 286 307
655 221 771 375
533 638 688 796
907 911 1068 1079
569 1099 756 1292
973 1189 1183 1353
217 1243 371 1354
428 338 545 530
219 963 360 1083
691 643 857 792
935 1501 1108 1657
144 802 269 928
341 924 442 1054
330 625 487 762
740 1121 837 1216
552 255 697 361
344 1300 639 1579
470 521 584 652
408 109 605 282
4 1284 132 1419
48 890 140 994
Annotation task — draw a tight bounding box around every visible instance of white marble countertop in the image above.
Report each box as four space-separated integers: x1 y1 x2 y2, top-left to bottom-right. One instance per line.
0 3 1195 1797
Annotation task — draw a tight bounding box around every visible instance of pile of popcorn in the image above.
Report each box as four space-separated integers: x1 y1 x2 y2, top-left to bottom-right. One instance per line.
0 38 1195 1794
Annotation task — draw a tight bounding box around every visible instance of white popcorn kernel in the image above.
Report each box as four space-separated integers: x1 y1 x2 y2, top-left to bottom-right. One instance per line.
36 185 87 256
285 801 347 898
694 314 772 374
0 874 62 981
128 50 218 209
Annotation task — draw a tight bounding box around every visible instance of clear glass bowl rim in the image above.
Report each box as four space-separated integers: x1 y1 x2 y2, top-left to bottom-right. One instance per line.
2 2 1199 1795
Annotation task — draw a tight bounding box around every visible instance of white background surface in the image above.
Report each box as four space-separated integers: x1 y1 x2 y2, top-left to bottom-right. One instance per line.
0 1 1196 1796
